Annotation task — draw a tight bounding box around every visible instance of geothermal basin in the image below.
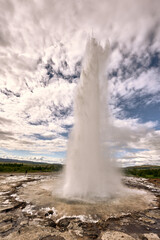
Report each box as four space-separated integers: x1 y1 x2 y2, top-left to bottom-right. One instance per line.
18 174 158 220
0 173 160 240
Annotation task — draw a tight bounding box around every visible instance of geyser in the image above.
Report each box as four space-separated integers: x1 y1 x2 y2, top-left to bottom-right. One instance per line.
62 37 122 200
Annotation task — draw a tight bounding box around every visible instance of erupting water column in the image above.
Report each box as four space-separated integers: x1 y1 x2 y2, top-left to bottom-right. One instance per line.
62 37 122 200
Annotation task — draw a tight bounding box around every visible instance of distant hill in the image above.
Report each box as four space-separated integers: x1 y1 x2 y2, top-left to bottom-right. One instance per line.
124 165 160 169
0 158 63 173
0 157 60 165
0 158 159 177
124 165 160 178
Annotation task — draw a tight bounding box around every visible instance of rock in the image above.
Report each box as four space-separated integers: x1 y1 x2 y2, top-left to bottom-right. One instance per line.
0 215 13 223
143 233 160 240
146 210 160 219
0 223 13 233
48 210 53 215
158 196 160 209
1 201 27 213
139 217 156 224
38 210 46 217
102 231 135 240
57 218 71 229
141 237 148 240
20 219 29 226
45 219 56 228
83 228 100 239
79 222 100 239
40 236 65 240
73 229 83 237
97 220 109 230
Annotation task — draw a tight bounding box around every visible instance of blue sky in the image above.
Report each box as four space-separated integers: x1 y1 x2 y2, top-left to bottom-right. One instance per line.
0 0 160 166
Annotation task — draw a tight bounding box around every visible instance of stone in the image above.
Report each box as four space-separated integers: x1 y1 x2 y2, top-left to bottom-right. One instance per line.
20 220 29 226
0 215 13 223
83 228 100 239
97 220 109 230
143 233 160 240
57 218 71 229
141 237 148 240
48 210 53 215
0 223 13 233
139 217 155 224
45 219 56 228
79 222 100 239
1 201 27 213
40 235 65 240
102 231 135 240
146 210 160 219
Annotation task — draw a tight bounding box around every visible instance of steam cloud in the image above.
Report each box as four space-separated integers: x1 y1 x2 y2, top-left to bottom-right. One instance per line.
62 38 123 200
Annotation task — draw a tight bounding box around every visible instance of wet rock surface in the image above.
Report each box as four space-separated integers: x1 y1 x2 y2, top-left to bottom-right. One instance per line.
0 174 159 240
102 231 135 240
40 236 66 240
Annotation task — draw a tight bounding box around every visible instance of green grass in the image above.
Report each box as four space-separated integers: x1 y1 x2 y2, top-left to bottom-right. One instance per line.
0 162 159 178
123 166 160 178
0 162 63 173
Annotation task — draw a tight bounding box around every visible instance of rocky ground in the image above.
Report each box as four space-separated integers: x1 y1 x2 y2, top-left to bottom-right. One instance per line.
0 174 159 240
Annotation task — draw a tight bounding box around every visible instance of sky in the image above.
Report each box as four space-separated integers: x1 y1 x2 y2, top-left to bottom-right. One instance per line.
0 0 160 166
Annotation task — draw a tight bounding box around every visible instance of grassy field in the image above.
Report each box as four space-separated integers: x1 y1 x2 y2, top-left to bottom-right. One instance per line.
123 165 160 178
0 162 63 173
0 160 159 178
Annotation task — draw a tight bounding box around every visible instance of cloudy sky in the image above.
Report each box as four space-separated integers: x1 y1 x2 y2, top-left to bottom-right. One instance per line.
0 0 160 166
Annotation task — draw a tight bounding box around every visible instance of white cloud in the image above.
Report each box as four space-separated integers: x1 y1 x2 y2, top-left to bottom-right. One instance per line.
0 0 160 165
115 128 160 166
